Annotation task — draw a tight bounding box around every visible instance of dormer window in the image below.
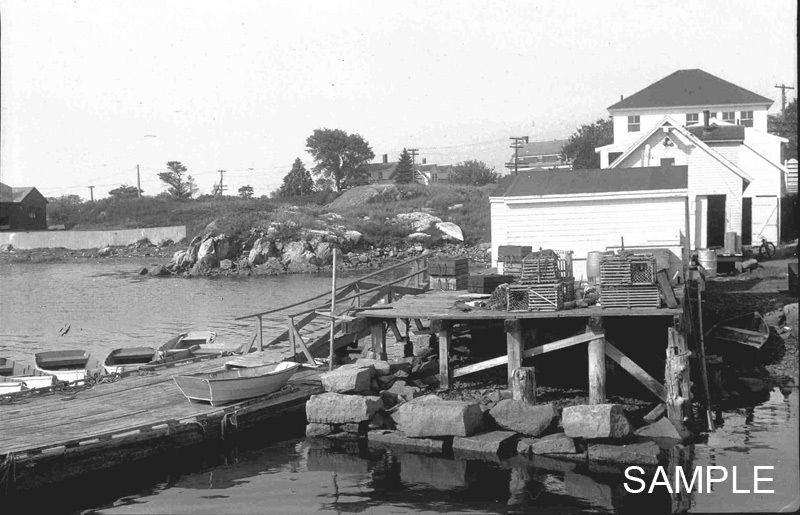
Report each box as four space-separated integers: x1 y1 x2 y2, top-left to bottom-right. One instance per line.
686 113 699 126
740 111 754 127
627 115 640 132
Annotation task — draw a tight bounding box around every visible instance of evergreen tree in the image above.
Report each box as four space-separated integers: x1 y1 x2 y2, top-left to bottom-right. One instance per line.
157 161 197 199
278 158 314 197
393 149 415 184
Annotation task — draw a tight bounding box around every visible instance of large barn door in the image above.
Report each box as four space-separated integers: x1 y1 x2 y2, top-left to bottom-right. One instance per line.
742 198 752 246
706 195 726 248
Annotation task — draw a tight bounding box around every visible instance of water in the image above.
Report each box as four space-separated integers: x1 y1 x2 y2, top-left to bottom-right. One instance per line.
2 261 799 513
0 259 336 365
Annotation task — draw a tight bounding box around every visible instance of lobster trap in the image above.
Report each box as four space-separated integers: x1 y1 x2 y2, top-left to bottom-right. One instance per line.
520 250 573 284
599 253 656 286
507 283 566 312
600 285 661 309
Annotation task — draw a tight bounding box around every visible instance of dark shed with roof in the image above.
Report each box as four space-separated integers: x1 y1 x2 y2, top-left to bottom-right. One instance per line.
0 182 48 231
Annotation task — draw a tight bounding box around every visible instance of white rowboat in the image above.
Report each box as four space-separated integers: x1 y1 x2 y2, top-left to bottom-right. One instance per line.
173 362 301 406
34 350 96 383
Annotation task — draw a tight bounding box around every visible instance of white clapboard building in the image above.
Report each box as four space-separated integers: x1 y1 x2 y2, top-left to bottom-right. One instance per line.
490 165 689 280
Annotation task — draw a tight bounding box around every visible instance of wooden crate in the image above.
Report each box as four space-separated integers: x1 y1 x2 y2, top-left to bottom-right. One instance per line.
430 274 468 291
600 254 656 286
429 257 469 277
497 245 532 262
468 274 515 294
600 285 661 309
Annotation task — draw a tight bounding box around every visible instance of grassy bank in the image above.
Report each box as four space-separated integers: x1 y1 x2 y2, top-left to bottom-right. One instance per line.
48 183 494 246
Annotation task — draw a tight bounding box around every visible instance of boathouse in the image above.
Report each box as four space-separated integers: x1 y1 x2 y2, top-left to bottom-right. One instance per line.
0 182 48 231
489 165 689 280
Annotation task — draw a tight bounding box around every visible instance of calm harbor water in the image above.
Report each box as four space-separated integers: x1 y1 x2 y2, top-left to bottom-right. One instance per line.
2 261 798 513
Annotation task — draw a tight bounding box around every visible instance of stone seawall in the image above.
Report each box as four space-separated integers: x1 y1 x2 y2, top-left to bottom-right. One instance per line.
0 226 186 250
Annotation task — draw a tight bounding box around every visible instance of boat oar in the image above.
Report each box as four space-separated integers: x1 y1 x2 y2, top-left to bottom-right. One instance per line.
695 284 715 431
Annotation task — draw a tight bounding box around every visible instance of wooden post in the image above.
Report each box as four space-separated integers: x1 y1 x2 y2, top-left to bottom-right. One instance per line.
511 367 536 404
288 316 296 359
371 321 387 360
437 320 451 389
505 319 524 388
586 316 606 404
257 315 263 352
328 248 337 371
665 327 692 429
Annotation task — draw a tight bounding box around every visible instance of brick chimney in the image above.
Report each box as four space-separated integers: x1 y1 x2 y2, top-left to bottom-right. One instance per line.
382 154 388 164
422 158 427 164
703 110 710 129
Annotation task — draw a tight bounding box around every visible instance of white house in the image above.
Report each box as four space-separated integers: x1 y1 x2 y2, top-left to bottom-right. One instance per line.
596 69 788 246
489 166 689 280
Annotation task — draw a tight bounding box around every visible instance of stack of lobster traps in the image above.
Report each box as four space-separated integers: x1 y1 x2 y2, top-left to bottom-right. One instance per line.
506 249 575 312
496 245 532 278
599 252 660 309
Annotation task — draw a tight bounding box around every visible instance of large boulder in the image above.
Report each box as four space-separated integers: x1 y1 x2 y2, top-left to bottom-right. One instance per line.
452 430 517 458
327 184 396 209
562 404 632 439
320 365 374 394
281 240 310 266
588 441 661 466
395 212 442 232
196 236 219 268
247 237 272 266
488 400 557 436
381 380 421 405
306 393 384 424
313 241 332 265
367 429 444 454
353 358 391 376
392 396 483 437
171 250 194 269
435 222 464 241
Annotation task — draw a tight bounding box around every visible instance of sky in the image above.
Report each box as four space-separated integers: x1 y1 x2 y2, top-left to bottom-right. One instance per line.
1 0 797 199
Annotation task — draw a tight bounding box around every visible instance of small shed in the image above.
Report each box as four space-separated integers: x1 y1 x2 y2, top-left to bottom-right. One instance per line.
0 182 48 231
490 166 689 280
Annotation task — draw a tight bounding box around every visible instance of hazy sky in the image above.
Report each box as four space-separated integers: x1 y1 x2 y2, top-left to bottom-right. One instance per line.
1 0 797 199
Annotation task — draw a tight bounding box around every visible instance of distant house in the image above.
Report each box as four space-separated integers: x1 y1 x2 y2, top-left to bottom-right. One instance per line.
508 139 573 172
595 69 789 246
0 182 48 231
364 154 454 185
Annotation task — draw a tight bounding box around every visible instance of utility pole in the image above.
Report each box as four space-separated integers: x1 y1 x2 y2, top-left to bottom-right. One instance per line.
407 148 419 183
136 164 141 198
215 169 227 197
507 136 529 175
774 83 795 113
88 186 95 202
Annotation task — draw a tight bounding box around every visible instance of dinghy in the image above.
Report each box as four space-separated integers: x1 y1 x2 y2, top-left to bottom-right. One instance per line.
706 312 771 349
103 346 157 375
158 331 243 356
34 350 95 383
0 380 24 395
1 357 57 389
173 361 301 406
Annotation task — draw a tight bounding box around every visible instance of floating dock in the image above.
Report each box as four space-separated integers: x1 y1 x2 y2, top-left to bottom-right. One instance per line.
0 352 323 493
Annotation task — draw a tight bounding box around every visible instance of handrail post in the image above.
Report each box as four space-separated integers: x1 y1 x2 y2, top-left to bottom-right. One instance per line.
257 315 263 352
288 316 296 358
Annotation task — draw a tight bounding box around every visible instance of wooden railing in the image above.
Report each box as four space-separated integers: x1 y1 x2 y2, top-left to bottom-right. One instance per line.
235 252 430 361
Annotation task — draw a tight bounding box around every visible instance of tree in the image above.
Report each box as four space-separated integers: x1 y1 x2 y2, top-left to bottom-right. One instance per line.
157 161 198 199
278 158 315 197
305 129 375 191
450 160 498 185
768 98 797 160
108 184 142 199
238 185 254 199
562 118 614 169
392 149 415 184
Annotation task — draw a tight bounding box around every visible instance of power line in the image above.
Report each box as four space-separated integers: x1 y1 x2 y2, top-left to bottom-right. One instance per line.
506 136 529 175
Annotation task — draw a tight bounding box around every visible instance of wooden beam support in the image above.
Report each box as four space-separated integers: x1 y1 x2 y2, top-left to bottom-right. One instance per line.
388 320 404 342
257 315 263 352
505 319 524 388
453 355 509 378
371 321 387 360
587 316 606 404
438 321 452 389
604 341 667 401
511 367 536 404
522 332 601 358
665 327 692 427
289 323 316 365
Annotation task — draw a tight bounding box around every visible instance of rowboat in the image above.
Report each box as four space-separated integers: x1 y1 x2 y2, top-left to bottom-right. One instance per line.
158 331 244 357
1 357 57 390
103 347 157 375
173 361 301 406
34 350 96 383
706 312 771 349
0 380 24 395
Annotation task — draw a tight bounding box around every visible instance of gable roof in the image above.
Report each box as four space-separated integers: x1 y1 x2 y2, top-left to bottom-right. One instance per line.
608 116 753 183
500 165 687 198
608 69 773 111
0 182 45 203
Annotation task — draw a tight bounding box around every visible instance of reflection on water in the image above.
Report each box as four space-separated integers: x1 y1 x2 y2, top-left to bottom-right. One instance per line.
0 260 337 365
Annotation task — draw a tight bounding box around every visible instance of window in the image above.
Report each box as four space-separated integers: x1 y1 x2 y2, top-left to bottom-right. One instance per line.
740 111 754 127
627 115 640 132
721 111 735 124
686 113 699 126
660 158 675 166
